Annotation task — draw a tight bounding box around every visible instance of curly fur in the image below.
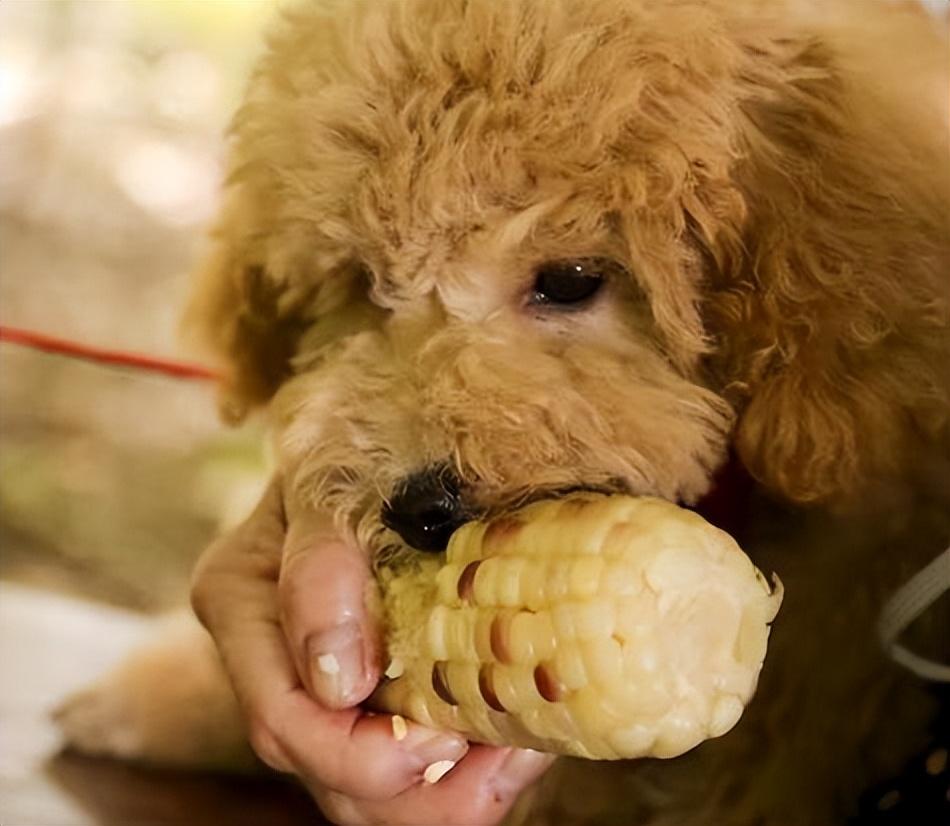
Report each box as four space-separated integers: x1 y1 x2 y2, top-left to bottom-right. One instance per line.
170 0 950 822
187 0 948 508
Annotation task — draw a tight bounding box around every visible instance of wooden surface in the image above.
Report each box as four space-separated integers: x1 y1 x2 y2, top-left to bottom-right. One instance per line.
0 583 322 826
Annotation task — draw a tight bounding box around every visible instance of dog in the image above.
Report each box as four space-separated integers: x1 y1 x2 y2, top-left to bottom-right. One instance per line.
59 1 950 823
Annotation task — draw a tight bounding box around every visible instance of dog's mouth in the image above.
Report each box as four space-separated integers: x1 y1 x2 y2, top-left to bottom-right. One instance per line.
374 456 751 563
379 473 632 557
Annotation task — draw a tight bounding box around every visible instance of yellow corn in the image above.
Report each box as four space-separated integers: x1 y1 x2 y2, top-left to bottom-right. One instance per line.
372 494 782 760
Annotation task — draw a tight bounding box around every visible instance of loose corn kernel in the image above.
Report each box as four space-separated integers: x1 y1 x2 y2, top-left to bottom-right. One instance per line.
372 494 782 760
391 714 408 741
423 760 456 784
385 658 405 679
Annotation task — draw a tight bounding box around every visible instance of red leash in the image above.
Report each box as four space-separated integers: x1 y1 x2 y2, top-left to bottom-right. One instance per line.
0 324 219 382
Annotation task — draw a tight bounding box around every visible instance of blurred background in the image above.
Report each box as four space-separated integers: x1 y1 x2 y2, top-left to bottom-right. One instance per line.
0 2 317 823
1 0 272 609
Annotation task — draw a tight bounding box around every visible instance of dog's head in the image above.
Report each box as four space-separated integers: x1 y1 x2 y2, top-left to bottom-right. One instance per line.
186 0 949 557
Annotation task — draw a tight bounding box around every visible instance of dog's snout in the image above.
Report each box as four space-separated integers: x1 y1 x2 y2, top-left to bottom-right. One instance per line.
382 466 467 553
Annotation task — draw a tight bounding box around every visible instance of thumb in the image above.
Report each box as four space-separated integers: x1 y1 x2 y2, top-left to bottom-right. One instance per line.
279 509 382 710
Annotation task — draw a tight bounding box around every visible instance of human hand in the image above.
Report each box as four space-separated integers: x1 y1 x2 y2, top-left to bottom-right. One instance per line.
191 479 555 825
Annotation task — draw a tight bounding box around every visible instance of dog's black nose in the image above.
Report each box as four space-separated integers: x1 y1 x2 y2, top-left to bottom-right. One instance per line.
382 467 466 552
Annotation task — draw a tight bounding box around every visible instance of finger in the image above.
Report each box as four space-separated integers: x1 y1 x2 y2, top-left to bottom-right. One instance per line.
279 511 382 709
200 520 469 800
190 478 285 635
438 745 556 799
192 482 467 798
285 709 470 801
415 746 555 826
205 572 298 772
213 581 468 799
214 589 465 796
340 746 557 826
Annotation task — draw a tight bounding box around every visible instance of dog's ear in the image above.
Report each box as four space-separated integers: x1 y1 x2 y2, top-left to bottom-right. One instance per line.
183 201 312 423
706 34 949 505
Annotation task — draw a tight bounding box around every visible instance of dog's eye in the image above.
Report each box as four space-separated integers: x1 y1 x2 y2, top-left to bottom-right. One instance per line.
532 261 606 307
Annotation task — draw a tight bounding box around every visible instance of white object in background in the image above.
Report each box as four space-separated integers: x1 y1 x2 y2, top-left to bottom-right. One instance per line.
0 582 155 826
878 548 950 682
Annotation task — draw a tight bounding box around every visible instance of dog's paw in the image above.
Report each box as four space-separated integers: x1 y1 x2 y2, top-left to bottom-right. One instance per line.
53 614 253 770
54 680 147 760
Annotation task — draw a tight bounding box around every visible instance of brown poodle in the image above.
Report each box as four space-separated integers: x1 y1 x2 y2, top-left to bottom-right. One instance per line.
60 1 950 823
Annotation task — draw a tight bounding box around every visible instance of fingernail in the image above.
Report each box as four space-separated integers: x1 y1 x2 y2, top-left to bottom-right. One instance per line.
307 621 365 707
403 726 468 766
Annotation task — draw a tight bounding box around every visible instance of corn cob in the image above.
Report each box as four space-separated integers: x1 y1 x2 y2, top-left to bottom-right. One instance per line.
372 494 782 761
